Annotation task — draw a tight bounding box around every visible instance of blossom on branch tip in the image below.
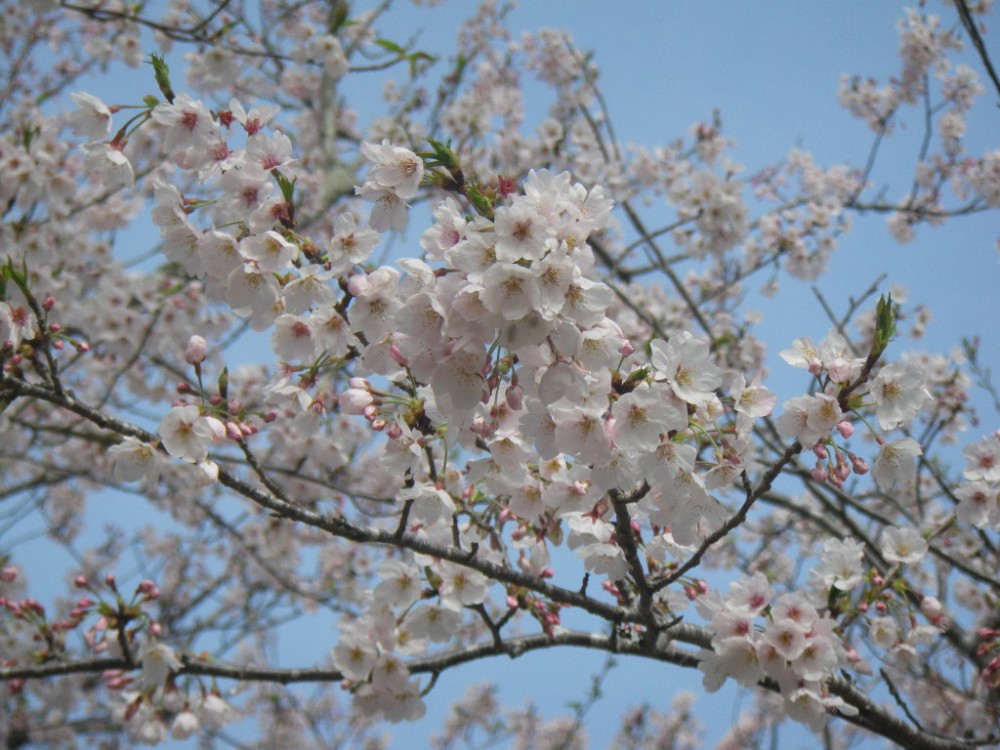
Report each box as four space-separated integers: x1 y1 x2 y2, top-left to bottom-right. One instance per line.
68 92 113 141
775 394 842 448
139 641 182 690
650 331 722 406
360 140 424 199
151 92 219 156
880 525 928 564
873 437 922 491
158 405 223 463
870 360 931 430
108 437 162 484
81 142 134 190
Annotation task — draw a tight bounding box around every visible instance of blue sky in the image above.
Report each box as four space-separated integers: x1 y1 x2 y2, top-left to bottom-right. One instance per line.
19 1 999 747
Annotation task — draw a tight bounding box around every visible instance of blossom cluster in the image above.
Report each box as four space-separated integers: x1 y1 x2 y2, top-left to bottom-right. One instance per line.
73 74 989 734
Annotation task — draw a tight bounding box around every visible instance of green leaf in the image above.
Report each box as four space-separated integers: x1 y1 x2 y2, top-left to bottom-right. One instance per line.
419 138 460 171
218 367 229 400
147 53 174 104
274 169 296 204
407 50 437 77
328 1 350 33
464 183 494 219
872 292 897 359
374 38 406 56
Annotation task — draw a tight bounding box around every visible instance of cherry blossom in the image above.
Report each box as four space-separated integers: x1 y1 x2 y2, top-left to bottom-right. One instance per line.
158 405 223 463
873 437 923 490
67 92 113 141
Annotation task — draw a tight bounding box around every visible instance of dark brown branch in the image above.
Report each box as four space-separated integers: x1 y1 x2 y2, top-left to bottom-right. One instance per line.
955 0 1000 104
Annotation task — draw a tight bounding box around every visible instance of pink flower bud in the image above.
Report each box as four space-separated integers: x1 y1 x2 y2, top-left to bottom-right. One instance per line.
851 456 869 475
920 596 946 627
184 335 208 365
506 384 524 410
53 339 65 350
42 296 56 311
813 444 828 459
137 580 156 595
0 567 17 583
49 323 62 333
854 657 874 676
105 676 128 690
620 341 636 357
339 388 374 415
837 420 854 439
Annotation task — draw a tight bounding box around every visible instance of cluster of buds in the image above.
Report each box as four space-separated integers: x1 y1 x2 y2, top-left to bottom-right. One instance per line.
337 377 415 439
810 437 869 487
683 578 710 602
76 575 165 657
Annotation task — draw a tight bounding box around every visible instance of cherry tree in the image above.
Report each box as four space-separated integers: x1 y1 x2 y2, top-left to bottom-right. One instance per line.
1 0 999 747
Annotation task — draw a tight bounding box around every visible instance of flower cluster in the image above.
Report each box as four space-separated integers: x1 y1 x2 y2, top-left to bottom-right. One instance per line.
696 573 856 731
